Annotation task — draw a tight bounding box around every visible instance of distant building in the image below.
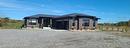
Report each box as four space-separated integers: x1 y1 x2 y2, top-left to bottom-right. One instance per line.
23 13 99 31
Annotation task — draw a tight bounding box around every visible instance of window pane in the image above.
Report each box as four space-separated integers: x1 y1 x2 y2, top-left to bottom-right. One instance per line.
28 19 37 25
82 18 89 26
29 22 36 25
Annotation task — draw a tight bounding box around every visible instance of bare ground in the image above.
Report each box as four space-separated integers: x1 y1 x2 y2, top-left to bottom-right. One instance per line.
0 29 130 48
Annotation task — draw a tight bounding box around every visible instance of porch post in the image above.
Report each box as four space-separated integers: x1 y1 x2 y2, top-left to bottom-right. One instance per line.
69 19 73 30
79 18 83 30
26 19 29 27
36 19 39 28
41 18 44 29
50 19 52 27
75 20 78 30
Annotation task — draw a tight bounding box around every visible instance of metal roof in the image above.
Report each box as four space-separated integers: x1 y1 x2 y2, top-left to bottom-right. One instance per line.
24 14 60 19
57 13 97 18
24 13 99 19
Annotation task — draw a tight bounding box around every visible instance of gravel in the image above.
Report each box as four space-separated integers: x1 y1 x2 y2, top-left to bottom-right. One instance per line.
0 29 130 48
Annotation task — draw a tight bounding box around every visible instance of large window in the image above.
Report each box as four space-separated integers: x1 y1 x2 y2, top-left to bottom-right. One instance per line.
72 23 75 26
28 19 37 25
82 18 89 26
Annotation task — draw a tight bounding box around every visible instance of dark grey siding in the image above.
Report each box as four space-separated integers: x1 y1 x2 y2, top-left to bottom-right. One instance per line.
23 13 99 30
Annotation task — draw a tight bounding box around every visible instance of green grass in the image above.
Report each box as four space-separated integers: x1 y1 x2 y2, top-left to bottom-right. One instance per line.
0 22 23 29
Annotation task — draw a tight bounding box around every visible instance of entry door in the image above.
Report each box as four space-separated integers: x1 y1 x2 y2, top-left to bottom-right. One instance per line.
43 18 51 27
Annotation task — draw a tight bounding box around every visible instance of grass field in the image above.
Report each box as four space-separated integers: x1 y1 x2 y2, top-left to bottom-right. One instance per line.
0 22 23 29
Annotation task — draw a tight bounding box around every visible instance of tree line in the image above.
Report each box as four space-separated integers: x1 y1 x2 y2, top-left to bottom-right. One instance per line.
99 20 130 27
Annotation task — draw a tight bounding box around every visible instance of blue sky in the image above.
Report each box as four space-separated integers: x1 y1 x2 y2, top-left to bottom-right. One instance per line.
0 0 130 23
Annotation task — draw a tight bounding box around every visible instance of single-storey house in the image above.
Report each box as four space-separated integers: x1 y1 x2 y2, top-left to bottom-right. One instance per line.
23 13 99 30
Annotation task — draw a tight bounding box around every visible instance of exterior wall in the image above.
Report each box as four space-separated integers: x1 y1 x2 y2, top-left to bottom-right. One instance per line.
79 18 83 30
24 16 98 30
68 17 98 31
68 18 78 30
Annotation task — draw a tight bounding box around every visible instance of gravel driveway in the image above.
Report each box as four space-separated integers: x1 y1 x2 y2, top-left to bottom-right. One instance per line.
0 29 130 48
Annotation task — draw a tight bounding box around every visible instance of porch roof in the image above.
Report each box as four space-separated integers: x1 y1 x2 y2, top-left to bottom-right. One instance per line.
24 14 60 19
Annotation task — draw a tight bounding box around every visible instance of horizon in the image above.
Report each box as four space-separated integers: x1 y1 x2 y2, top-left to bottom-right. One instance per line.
0 0 130 23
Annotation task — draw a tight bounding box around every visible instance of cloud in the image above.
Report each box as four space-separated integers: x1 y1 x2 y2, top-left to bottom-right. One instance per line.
0 0 50 12
0 0 65 15
0 0 32 9
0 2 19 8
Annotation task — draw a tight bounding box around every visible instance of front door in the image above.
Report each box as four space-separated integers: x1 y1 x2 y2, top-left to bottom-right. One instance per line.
43 18 51 27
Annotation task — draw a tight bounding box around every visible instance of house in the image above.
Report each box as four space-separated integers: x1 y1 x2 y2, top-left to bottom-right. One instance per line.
23 13 99 31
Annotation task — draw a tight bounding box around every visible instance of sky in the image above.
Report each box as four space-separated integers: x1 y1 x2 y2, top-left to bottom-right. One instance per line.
0 0 130 23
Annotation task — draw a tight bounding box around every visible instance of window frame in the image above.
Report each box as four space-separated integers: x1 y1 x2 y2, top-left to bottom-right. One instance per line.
28 19 37 25
82 18 90 26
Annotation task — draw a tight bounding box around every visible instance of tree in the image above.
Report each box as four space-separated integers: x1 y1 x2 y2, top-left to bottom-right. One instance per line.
116 21 128 26
4 17 10 22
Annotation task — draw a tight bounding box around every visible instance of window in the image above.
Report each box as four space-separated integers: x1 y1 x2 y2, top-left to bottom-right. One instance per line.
28 19 37 25
72 23 75 26
82 18 89 26
83 22 89 26
29 22 36 25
